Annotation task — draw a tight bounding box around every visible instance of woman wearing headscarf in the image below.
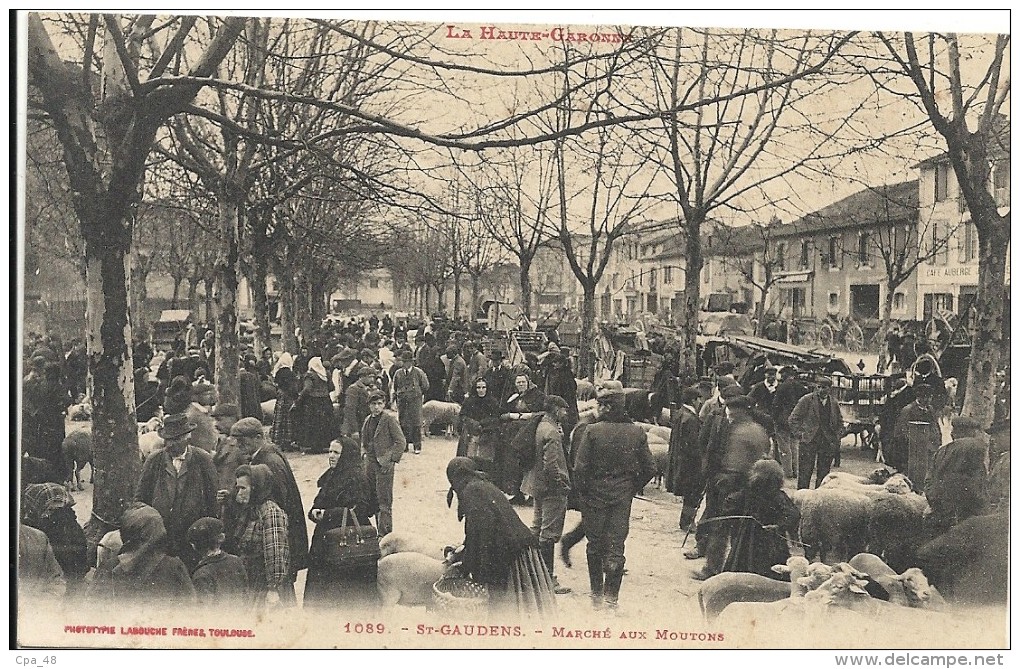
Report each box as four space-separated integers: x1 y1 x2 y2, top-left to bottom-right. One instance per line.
294 356 335 455
498 371 546 504
224 464 291 611
303 437 380 609
21 483 88 600
271 352 299 452
445 457 556 618
93 503 195 606
457 377 501 477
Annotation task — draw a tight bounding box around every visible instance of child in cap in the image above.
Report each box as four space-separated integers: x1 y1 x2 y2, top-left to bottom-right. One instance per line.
187 517 248 609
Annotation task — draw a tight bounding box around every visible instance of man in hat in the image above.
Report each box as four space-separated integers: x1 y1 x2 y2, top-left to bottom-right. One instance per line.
789 377 845 490
522 395 573 595
391 350 429 454
210 403 244 495
362 391 407 536
747 366 779 415
772 366 809 479
926 416 989 530
893 383 942 490
573 388 655 611
343 366 378 437
485 349 511 406
228 417 308 606
445 345 469 403
693 394 771 580
135 413 219 570
699 375 739 420
465 341 490 384
238 356 262 420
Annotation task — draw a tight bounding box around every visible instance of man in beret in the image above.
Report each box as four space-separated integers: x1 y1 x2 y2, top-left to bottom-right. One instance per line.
926 416 989 530
522 395 573 595
391 350 429 455
228 417 308 606
135 413 219 570
789 377 845 490
361 391 407 536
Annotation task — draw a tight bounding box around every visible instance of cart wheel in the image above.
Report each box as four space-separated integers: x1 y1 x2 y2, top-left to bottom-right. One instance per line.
818 323 834 350
846 322 865 353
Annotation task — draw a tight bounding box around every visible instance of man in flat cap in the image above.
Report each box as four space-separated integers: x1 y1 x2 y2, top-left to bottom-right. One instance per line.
135 413 219 570
789 376 845 490
362 390 406 536
926 416 989 530
229 417 308 606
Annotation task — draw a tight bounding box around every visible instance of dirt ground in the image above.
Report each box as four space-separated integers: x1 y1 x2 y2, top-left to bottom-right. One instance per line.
49 415 1007 649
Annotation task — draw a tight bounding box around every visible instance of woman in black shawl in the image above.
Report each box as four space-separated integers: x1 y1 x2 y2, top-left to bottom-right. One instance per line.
497 371 546 503
721 458 800 579
93 503 196 606
457 377 501 475
303 437 380 609
445 457 556 618
22 483 88 600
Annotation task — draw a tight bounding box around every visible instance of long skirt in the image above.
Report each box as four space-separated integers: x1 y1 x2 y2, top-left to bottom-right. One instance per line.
271 393 295 449
296 396 335 454
302 562 379 611
488 546 556 619
495 421 527 495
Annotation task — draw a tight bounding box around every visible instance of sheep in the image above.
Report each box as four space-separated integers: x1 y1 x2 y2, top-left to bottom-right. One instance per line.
698 557 810 622
819 467 894 489
138 431 164 460
379 532 446 560
260 399 276 425
646 435 669 490
865 491 929 572
138 416 163 435
68 400 92 422
376 552 447 607
576 399 599 414
820 472 913 496
793 487 872 563
576 379 597 401
422 400 461 436
61 429 93 491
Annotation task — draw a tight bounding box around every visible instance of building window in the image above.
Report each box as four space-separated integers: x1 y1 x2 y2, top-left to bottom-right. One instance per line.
923 292 954 321
993 160 1010 208
776 242 786 271
893 291 907 313
858 231 871 266
649 268 657 288
828 236 839 268
960 221 978 263
935 163 950 202
664 266 672 284
369 279 379 289
827 291 840 314
799 240 810 270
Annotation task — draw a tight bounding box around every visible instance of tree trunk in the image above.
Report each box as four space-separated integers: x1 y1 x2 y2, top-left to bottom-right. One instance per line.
279 270 298 354
753 284 769 337
470 273 481 320
171 276 182 309
579 283 597 380
186 277 199 314
678 214 704 384
135 267 149 330
962 218 1009 427
876 283 897 374
203 279 214 325
212 197 241 408
453 271 462 319
309 276 327 326
250 261 271 354
519 256 533 319
435 282 446 314
83 230 141 541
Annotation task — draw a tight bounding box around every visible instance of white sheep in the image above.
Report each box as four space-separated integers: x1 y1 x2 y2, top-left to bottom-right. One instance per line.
376 552 447 607
819 467 894 489
848 553 948 611
138 432 164 460
379 532 446 560
865 491 930 571
576 399 599 414
646 435 669 489
421 400 461 435
698 557 810 622
793 487 872 563
820 472 914 496
576 379 597 401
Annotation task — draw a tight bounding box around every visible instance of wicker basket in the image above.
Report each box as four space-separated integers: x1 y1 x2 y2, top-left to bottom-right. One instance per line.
431 577 489 614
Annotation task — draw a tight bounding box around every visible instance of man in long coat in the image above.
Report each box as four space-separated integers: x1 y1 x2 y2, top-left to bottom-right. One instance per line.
789 377 844 490
666 386 703 530
230 417 309 607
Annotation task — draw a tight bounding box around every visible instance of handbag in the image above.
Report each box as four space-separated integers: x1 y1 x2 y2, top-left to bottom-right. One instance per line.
322 508 381 569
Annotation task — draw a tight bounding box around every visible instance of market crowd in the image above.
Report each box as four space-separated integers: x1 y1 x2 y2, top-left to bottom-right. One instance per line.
19 314 1010 618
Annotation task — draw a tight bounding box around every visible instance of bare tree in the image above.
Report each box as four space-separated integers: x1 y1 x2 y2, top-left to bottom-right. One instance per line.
27 13 245 540
876 31 1010 426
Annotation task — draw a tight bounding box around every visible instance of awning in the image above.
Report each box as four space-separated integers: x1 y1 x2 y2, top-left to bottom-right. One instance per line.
776 270 813 284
